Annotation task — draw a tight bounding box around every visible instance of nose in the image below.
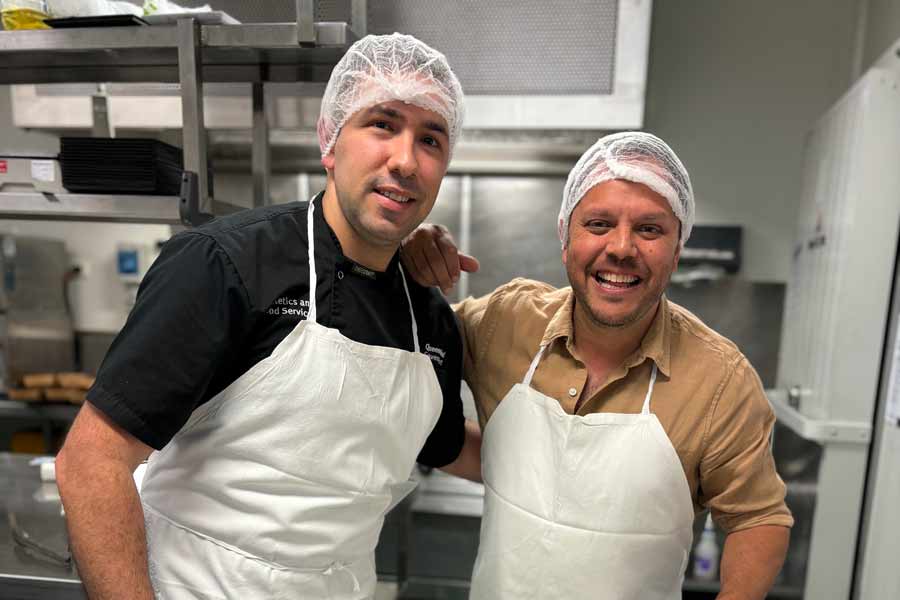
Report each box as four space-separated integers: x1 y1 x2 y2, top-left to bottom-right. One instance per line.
386 131 419 179
605 225 638 260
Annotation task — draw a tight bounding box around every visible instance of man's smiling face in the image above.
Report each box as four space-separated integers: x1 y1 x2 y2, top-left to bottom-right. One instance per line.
322 100 451 253
563 178 682 329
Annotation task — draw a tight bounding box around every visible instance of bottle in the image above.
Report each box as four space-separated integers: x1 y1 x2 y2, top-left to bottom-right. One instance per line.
692 513 720 581
0 0 51 30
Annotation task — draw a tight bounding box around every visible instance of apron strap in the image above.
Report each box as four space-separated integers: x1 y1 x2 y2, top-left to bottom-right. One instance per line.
522 344 547 387
306 197 319 324
641 362 659 415
398 265 420 354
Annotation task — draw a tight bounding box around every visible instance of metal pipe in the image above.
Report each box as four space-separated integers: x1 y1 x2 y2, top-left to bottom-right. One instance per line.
298 172 311 203
252 82 271 207
91 84 114 138
350 0 367 38
457 174 473 302
296 0 316 45
177 18 210 216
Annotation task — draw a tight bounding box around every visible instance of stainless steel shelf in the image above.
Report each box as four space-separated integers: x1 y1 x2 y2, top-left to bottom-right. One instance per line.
0 399 80 421
0 192 247 224
0 22 355 84
0 192 181 224
0 12 357 222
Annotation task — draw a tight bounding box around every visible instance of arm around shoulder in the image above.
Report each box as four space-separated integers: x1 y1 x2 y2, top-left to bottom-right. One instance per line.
439 419 483 482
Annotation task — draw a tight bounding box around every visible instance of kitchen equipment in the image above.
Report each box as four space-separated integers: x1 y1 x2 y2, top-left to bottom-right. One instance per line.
59 137 185 195
0 156 66 194
1 236 76 388
770 61 900 599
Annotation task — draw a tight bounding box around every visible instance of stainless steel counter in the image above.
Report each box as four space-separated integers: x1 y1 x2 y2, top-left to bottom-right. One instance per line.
0 453 86 600
0 453 408 599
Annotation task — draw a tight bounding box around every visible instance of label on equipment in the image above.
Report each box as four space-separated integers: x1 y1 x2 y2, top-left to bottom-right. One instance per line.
0 160 7 174
31 160 56 182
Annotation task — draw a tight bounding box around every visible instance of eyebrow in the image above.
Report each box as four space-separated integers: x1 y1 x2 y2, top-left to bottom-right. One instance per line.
637 212 671 221
424 120 448 138
368 105 449 138
583 209 671 221
370 106 401 120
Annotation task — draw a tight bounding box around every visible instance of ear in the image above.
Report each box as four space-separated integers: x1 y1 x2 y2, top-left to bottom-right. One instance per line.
321 151 335 171
562 244 568 267
672 243 681 271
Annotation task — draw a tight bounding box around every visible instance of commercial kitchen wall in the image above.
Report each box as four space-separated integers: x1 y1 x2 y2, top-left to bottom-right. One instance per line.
643 0 860 283
0 87 171 335
1 0 891 324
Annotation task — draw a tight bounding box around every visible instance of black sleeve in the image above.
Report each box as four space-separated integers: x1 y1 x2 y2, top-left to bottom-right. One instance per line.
415 307 466 468
86 231 251 450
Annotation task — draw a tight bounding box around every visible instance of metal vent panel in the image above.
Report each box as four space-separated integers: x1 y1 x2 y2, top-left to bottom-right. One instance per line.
327 0 619 95
180 0 619 95
173 0 300 23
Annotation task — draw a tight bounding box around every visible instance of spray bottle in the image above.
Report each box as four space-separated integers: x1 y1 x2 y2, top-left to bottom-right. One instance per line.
692 513 720 581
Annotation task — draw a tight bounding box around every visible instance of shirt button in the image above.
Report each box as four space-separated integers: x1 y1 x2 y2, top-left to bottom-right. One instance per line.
568 387 578 397
337 270 344 280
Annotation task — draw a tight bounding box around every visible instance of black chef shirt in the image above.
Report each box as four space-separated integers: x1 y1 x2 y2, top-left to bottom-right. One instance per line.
87 192 465 468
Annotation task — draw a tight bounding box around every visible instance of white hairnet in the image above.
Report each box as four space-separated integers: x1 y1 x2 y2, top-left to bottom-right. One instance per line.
558 131 694 248
317 33 464 157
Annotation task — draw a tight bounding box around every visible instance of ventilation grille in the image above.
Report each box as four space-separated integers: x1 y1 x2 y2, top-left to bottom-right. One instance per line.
176 0 620 95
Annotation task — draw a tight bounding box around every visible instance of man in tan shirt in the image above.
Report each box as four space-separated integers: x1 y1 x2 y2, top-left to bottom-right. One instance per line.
401 131 791 599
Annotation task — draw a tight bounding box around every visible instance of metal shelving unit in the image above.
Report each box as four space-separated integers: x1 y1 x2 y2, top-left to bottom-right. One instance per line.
0 398 79 422
0 0 365 225
0 192 182 224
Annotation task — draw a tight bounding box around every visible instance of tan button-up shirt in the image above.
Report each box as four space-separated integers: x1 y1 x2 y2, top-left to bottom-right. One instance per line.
455 278 793 533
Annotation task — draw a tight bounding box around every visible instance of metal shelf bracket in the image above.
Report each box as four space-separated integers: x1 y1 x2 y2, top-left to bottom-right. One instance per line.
179 171 214 226
177 17 211 220
767 388 872 445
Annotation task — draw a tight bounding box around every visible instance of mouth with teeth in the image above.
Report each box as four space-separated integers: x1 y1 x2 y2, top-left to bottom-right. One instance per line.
374 187 416 208
593 271 642 291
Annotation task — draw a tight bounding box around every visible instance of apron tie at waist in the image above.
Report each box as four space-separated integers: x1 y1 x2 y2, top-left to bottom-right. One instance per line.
323 561 361 592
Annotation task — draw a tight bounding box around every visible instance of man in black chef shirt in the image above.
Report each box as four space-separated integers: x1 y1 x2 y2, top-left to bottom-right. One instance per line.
56 33 480 600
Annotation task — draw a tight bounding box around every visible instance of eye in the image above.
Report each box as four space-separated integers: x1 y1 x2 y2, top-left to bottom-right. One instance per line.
638 225 663 237
371 120 393 131
422 135 440 148
585 220 612 230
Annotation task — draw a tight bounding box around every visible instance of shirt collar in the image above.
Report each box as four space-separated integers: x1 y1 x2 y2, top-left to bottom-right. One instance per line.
312 191 402 283
541 288 672 377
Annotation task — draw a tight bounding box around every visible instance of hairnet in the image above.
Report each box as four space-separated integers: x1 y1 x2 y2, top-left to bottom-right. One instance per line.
558 131 694 248
317 33 464 157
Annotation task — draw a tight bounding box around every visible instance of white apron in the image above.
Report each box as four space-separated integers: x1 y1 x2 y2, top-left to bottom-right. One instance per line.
139 197 443 600
469 344 695 600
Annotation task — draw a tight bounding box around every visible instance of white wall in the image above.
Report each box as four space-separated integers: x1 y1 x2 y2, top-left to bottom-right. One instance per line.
0 85 173 333
644 0 860 282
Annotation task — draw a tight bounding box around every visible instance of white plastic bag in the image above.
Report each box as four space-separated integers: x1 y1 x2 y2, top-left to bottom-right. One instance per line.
142 0 209 15
45 0 141 17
